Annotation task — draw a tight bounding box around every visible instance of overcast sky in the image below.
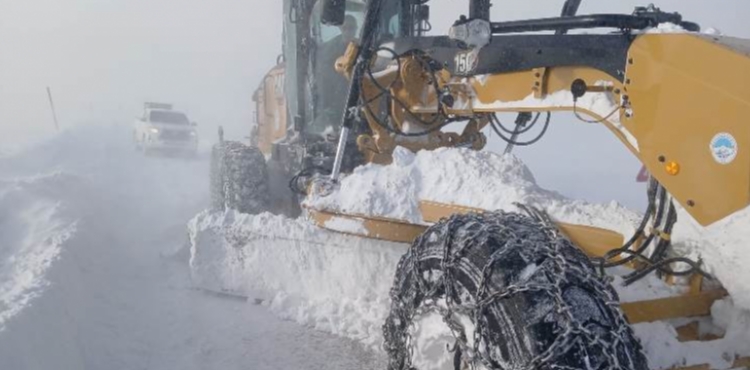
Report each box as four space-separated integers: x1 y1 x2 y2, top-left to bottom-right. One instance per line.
1 0 748 209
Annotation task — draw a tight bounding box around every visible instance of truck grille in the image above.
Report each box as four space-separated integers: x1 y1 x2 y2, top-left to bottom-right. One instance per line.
160 130 191 141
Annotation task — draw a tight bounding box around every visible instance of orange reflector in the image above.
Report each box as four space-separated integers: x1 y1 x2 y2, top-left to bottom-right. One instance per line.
665 161 680 176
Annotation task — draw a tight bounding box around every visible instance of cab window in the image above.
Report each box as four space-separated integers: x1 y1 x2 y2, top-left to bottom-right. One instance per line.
307 1 366 135
313 3 366 44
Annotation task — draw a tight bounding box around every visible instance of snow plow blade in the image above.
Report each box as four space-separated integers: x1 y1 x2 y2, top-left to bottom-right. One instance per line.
305 206 427 244
419 200 626 258
308 200 627 261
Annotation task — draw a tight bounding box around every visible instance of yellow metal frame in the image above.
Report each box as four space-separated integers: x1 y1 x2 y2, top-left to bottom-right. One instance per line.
625 34 750 226
419 200 626 259
353 33 750 226
304 206 426 243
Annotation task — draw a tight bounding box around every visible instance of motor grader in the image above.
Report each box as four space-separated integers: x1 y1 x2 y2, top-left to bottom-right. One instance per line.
209 0 750 369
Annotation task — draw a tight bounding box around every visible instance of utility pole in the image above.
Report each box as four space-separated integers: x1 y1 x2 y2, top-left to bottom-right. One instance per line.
46 87 59 131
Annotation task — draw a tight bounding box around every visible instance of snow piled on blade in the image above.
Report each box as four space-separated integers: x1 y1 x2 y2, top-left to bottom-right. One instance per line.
308 147 640 237
0 173 78 332
188 210 407 348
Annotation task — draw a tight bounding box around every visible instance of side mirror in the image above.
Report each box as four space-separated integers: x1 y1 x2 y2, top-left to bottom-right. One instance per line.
321 0 346 26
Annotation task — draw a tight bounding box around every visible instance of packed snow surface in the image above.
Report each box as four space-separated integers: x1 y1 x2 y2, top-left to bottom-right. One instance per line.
0 173 77 332
192 146 750 369
0 124 382 370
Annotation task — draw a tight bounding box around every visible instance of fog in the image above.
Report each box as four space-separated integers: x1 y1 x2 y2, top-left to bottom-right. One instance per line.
2 0 748 208
0 0 282 150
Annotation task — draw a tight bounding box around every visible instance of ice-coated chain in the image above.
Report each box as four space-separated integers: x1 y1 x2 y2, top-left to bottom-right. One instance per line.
383 208 646 370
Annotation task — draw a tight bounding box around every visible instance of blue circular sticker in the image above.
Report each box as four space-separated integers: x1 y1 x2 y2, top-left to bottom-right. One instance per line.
710 133 738 165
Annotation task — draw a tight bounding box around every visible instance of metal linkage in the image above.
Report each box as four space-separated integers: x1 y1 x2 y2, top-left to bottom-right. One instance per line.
490 9 699 35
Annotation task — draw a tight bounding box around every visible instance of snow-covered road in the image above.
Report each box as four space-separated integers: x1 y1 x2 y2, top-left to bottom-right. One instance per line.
0 124 383 369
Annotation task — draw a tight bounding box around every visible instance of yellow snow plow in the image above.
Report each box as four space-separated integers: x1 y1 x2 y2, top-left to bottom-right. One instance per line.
208 0 750 368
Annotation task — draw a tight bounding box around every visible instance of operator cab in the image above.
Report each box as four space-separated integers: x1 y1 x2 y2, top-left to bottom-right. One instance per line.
306 0 416 135
252 0 422 171
307 0 366 135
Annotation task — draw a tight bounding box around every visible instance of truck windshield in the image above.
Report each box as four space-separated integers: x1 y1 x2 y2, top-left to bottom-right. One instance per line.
150 110 189 125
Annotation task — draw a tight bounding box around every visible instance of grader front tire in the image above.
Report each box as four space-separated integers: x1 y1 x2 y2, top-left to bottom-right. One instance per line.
383 211 648 370
209 141 270 214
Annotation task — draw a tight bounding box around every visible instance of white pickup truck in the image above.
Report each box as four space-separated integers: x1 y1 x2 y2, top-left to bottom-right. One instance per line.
133 103 198 156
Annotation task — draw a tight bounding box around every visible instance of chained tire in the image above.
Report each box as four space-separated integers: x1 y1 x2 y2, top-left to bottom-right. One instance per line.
209 141 269 214
383 211 648 370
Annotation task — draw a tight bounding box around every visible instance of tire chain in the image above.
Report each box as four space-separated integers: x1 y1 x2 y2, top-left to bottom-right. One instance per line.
383 209 647 370
218 141 269 214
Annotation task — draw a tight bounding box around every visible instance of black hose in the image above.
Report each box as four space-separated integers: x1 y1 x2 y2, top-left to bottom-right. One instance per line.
361 48 468 137
490 13 699 34
623 257 712 286
289 166 331 195
489 112 551 147
595 177 713 284
598 179 664 275
573 100 621 124
596 178 659 272
492 113 541 135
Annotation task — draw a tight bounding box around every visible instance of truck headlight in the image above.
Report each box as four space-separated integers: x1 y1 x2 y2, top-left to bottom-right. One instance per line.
149 128 159 134
190 131 197 136
449 18 492 49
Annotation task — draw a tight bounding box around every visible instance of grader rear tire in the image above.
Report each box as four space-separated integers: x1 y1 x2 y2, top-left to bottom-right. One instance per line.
209 141 269 214
383 211 648 370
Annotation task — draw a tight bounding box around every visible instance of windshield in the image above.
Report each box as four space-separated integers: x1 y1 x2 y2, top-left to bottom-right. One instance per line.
149 110 189 125
311 1 366 44
306 1 366 135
